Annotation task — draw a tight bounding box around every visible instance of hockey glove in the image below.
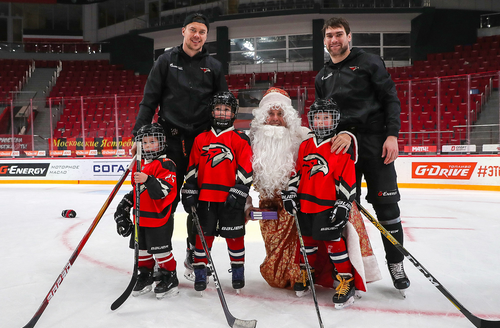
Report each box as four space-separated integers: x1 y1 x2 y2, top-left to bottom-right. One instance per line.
329 199 352 231
114 191 134 237
225 184 250 210
181 183 199 213
115 212 133 237
281 189 299 215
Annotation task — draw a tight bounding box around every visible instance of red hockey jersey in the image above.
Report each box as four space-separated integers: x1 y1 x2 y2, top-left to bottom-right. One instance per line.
186 127 253 202
131 155 177 227
290 136 356 213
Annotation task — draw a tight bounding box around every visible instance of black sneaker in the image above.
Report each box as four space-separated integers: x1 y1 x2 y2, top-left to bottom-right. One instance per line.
388 261 410 290
194 264 208 292
154 268 179 299
133 267 154 296
230 263 245 290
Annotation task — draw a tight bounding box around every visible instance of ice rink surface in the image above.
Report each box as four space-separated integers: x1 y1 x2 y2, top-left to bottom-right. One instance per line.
1 184 500 328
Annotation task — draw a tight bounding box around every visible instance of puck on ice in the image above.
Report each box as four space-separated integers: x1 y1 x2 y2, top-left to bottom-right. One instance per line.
62 210 76 218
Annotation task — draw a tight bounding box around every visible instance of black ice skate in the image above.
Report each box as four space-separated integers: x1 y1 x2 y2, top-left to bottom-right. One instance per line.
293 265 314 297
332 273 355 309
184 243 195 282
230 262 245 293
154 268 179 299
132 267 154 296
388 261 410 298
194 263 208 293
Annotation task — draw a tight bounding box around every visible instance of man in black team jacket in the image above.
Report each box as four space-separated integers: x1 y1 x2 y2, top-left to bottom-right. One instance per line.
132 13 228 282
315 17 410 296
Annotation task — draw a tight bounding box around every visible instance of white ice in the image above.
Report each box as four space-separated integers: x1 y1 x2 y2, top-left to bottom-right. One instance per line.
1 184 500 328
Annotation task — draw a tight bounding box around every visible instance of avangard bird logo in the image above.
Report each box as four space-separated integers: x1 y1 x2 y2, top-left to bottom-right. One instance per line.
304 154 329 178
201 143 234 167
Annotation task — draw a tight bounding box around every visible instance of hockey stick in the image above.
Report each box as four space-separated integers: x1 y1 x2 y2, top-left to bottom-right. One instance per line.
355 200 500 328
22 155 136 328
293 210 324 328
191 206 258 328
111 142 142 311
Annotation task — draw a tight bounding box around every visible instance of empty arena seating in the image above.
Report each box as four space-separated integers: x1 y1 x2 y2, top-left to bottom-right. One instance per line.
49 60 146 139
0 59 33 102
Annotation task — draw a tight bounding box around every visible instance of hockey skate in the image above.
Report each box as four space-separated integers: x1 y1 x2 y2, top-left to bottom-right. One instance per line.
230 262 245 293
332 273 355 309
388 261 410 298
132 267 154 297
154 268 179 299
183 241 195 282
293 265 313 297
194 263 209 294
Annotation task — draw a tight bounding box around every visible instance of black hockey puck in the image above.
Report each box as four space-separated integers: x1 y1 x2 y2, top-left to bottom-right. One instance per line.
62 209 77 218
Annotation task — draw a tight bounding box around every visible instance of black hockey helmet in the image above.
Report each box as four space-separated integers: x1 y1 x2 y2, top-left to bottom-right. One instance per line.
135 123 166 160
307 98 341 139
210 91 238 129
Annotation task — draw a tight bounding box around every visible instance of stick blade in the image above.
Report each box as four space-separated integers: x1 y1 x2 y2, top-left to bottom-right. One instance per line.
110 276 137 311
477 319 500 328
233 319 257 328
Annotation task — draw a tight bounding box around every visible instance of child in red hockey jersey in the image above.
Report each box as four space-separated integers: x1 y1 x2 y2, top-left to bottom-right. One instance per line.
282 98 358 309
114 123 179 299
181 91 253 292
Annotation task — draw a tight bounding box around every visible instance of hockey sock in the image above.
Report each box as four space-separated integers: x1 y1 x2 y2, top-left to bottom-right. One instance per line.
138 250 155 270
156 251 177 272
300 235 318 266
226 237 245 263
326 238 353 275
194 235 214 266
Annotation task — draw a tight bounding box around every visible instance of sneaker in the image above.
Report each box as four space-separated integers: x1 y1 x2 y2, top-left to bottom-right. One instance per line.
154 268 179 299
293 265 314 297
133 267 154 296
332 273 355 309
230 263 245 290
194 264 208 291
388 261 410 290
184 245 195 282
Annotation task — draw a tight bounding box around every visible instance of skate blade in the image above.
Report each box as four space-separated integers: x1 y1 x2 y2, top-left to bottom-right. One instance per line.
334 296 355 310
155 287 179 299
132 285 152 297
295 288 311 298
184 269 195 282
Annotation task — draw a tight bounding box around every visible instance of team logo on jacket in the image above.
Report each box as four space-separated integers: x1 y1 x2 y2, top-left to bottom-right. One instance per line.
201 143 234 167
303 154 329 177
349 66 360 71
200 67 211 73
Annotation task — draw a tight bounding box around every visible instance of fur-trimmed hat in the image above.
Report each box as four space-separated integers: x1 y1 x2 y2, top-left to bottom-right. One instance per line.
258 87 291 108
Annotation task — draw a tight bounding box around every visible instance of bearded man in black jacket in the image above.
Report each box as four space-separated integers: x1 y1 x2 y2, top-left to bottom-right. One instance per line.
315 17 410 296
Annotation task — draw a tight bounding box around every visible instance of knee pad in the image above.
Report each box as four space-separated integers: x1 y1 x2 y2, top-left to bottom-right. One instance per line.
372 203 400 226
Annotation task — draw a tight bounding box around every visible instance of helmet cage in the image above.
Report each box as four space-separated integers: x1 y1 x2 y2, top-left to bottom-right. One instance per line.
135 123 166 160
210 92 238 129
307 99 340 138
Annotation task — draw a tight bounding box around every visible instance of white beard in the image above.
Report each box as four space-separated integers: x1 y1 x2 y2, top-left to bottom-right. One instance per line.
251 125 303 200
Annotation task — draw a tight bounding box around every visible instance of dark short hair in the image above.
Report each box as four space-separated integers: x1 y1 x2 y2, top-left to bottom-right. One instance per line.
322 17 351 38
183 13 209 32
